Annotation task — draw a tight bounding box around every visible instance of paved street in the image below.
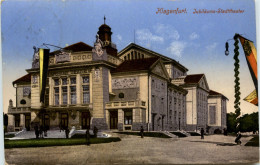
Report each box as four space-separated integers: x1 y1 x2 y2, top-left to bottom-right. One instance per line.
5 134 259 164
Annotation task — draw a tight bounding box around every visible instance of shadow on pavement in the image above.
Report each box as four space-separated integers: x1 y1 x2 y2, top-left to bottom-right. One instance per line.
190 141 237 146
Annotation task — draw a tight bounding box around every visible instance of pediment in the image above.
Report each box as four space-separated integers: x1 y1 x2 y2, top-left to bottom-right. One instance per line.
199 76 209 91
151 61 169 80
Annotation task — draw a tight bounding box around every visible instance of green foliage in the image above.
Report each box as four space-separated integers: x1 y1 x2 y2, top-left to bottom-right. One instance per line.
187 132 200 136
4 137 121 148
71 134 95 138
227 112 237 133
245 136 259 147
170 132 187 137
4 134 15 138
227 112 258 133
115 132 171 138
239 112 258 132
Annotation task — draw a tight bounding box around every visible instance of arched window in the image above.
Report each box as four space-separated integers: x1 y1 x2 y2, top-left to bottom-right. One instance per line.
20 99 26 105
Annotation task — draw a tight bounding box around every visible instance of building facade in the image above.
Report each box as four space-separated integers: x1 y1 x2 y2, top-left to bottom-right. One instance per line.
208 90 228 133
7 22 227 132
172 74 210 131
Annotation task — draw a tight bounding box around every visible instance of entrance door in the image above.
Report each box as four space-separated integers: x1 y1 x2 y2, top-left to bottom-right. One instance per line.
82 112 91 129
25 114 31 131
110 111 118 129
60 113 68 129
43 114 50 130
152 114 156 131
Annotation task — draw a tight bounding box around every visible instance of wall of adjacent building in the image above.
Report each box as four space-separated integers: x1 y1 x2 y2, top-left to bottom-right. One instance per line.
208 96 227 133
196 88 208 130
31 74 41 109
16 84 31 108
150 75 168 131
167 87 186 131
186 87 197 128
221 98 227 128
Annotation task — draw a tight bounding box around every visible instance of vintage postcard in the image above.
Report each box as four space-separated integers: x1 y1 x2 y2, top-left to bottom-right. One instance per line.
2 0 259 164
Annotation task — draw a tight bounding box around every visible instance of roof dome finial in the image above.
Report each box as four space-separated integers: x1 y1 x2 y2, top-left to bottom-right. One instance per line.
104 15 106 24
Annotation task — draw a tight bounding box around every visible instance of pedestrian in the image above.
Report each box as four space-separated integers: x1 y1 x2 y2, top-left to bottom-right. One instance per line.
44 125 48 137
93 126 98 138
65 127 70 139
140 126 144 138
235 131 242 145
59 122 62 132
200 128 204 139
86 128 91 146
223 128 227 136
39 125 43 138
34 125 39 139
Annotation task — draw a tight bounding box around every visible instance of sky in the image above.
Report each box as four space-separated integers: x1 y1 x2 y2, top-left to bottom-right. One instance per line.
1 0 258 115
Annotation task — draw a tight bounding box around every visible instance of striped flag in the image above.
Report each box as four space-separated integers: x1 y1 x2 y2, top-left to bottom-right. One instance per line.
238 35 258 106
244 89 258 106
39 48 50 103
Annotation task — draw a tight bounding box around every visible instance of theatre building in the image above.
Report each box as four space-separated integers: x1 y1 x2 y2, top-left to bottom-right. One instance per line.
7 22 226 132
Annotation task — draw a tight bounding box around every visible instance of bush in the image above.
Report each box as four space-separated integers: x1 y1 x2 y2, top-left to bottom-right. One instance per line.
188 132 200 136
115 132 171 138
4 137 121 148
214 129 222 134
170 132 187 137
245 136 259 147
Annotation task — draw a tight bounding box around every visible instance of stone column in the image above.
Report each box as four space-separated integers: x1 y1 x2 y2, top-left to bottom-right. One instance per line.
20 114 25 128
91 67 109 130
118 109 123 131
76 74 81 104
133 108 142 131
7 115 15 132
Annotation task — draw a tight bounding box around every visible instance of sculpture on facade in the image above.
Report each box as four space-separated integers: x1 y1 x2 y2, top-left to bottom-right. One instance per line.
32 46 39 68
92 34 104 57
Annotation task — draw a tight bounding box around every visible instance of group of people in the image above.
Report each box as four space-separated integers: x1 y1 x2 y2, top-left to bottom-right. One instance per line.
34 125 48 139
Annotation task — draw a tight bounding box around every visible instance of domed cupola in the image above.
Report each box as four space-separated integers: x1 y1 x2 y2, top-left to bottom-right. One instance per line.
98 16 112 47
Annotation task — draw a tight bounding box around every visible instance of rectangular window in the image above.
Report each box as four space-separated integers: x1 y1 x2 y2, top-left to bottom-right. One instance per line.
82 76 90 104
70 86 76 104
82 76 89 83
209 106 216 124
62 87 68 105
62 78 68 85
54 79 59 86
124 110 132 125
70 77 76 84
83 85 90 104
54 87 59 105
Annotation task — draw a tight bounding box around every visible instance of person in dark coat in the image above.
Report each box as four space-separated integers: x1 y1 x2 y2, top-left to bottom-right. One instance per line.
65 127 70 139
93 126 98 138
235 131 242 145
200 128 204 139
140 126 144 138
86 128 91 146
223 128 228 136
39 125 44 138
44 125 48 137
34 125 39 139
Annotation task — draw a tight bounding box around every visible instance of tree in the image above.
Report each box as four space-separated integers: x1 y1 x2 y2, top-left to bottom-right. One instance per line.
239 112 258 132
227 112 236 133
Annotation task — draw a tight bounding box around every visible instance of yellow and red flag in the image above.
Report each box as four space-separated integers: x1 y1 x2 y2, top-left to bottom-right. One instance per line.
39 48 50 103
244 89 258 106
238 35 258 106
